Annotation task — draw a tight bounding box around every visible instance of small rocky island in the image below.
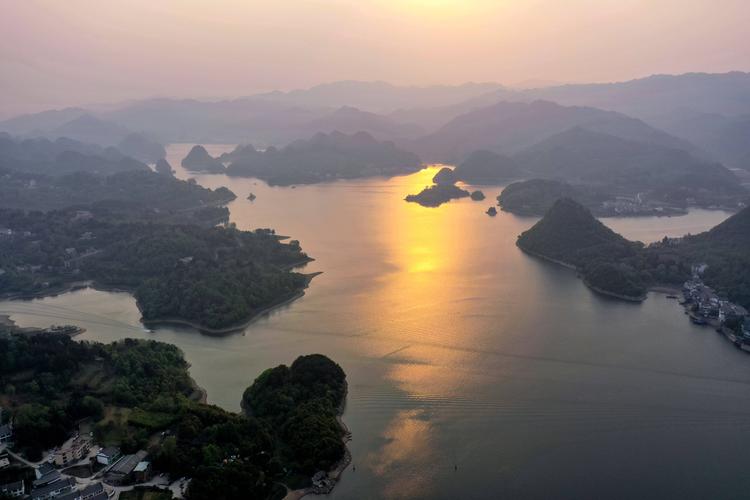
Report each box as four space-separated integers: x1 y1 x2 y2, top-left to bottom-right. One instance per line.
406 166 489 207
486 206 497 216
181 145 225 173
405 183 470 207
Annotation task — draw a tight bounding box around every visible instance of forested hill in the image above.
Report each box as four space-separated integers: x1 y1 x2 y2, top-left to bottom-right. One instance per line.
517 198 639 267
0 210 311 331
0 333 349 499
517 198 750 306
679 206 750 309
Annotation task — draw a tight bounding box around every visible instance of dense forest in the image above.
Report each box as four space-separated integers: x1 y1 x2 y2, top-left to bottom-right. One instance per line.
0 334 194 459
164 354 348 500
0 334 348 500
0 210 311 330
517 198 750 306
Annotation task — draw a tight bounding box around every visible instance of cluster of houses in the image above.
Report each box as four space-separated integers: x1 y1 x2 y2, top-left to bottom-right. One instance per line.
0 435 152 499
1 461 108 500
682 267 749 346
95 448 151 485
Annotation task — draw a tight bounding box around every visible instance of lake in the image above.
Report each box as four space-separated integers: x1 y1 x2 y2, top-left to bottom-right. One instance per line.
2 144 749 499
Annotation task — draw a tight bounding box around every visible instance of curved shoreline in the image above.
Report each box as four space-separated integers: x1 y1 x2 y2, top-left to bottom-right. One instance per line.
143 273 321 335
283 381 352 500
518 244 648 302
0 271 321 336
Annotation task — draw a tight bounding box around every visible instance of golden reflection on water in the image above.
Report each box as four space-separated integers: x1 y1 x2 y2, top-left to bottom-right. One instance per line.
363 165 481 482
366 409 436 499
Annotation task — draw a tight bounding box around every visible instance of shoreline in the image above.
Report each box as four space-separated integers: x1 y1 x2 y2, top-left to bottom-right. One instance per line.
0 271 320 336
142 272 321 335
283 381 352 500
518 244 678 303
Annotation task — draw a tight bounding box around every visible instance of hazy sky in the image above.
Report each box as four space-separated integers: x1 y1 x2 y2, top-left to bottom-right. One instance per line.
2 0 749 118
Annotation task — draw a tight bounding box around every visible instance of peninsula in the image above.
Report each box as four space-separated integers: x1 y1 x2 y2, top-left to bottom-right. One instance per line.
0 210 312 332
517 198 750 310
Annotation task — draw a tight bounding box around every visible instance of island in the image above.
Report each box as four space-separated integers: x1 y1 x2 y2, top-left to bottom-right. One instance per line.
0 209 312 332
517 198 750 311
0 331 349 500
470 190 485 201
181 145 225 173
225 131 422 186
405 183 470 208
486 206 497 216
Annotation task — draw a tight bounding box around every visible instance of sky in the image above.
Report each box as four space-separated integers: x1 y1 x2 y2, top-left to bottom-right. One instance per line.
2 0 749 118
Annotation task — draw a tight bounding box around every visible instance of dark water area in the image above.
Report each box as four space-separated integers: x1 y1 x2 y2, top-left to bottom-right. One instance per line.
2 144 747 499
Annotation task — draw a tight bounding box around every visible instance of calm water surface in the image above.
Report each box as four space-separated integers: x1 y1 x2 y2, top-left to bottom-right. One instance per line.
2 144 748 499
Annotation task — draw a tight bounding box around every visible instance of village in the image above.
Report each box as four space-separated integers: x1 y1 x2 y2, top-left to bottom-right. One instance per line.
682 264 750 349
0 415 184 500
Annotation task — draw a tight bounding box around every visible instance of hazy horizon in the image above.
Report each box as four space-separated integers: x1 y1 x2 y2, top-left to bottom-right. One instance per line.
3 0 750 118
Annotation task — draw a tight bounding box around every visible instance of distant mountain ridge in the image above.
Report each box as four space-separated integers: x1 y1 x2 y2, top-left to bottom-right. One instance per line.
411 100 701 163
253 81 505 113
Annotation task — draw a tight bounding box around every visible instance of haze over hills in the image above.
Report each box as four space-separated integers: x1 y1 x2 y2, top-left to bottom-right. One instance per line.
252 81 505 113
2 72 748 170
225 130 421 186
515 127 743 199
499 72 750 120
0 133 150 176
648 109 750 169
411 100 702 163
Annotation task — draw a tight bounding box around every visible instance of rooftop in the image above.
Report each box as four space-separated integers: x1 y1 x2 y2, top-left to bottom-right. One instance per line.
29 477 76 499
110 450 148 475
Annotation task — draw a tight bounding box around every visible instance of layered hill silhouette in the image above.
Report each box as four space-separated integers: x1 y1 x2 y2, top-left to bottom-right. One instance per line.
0 133 150 176
225 131 421 185
412 100 700 162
